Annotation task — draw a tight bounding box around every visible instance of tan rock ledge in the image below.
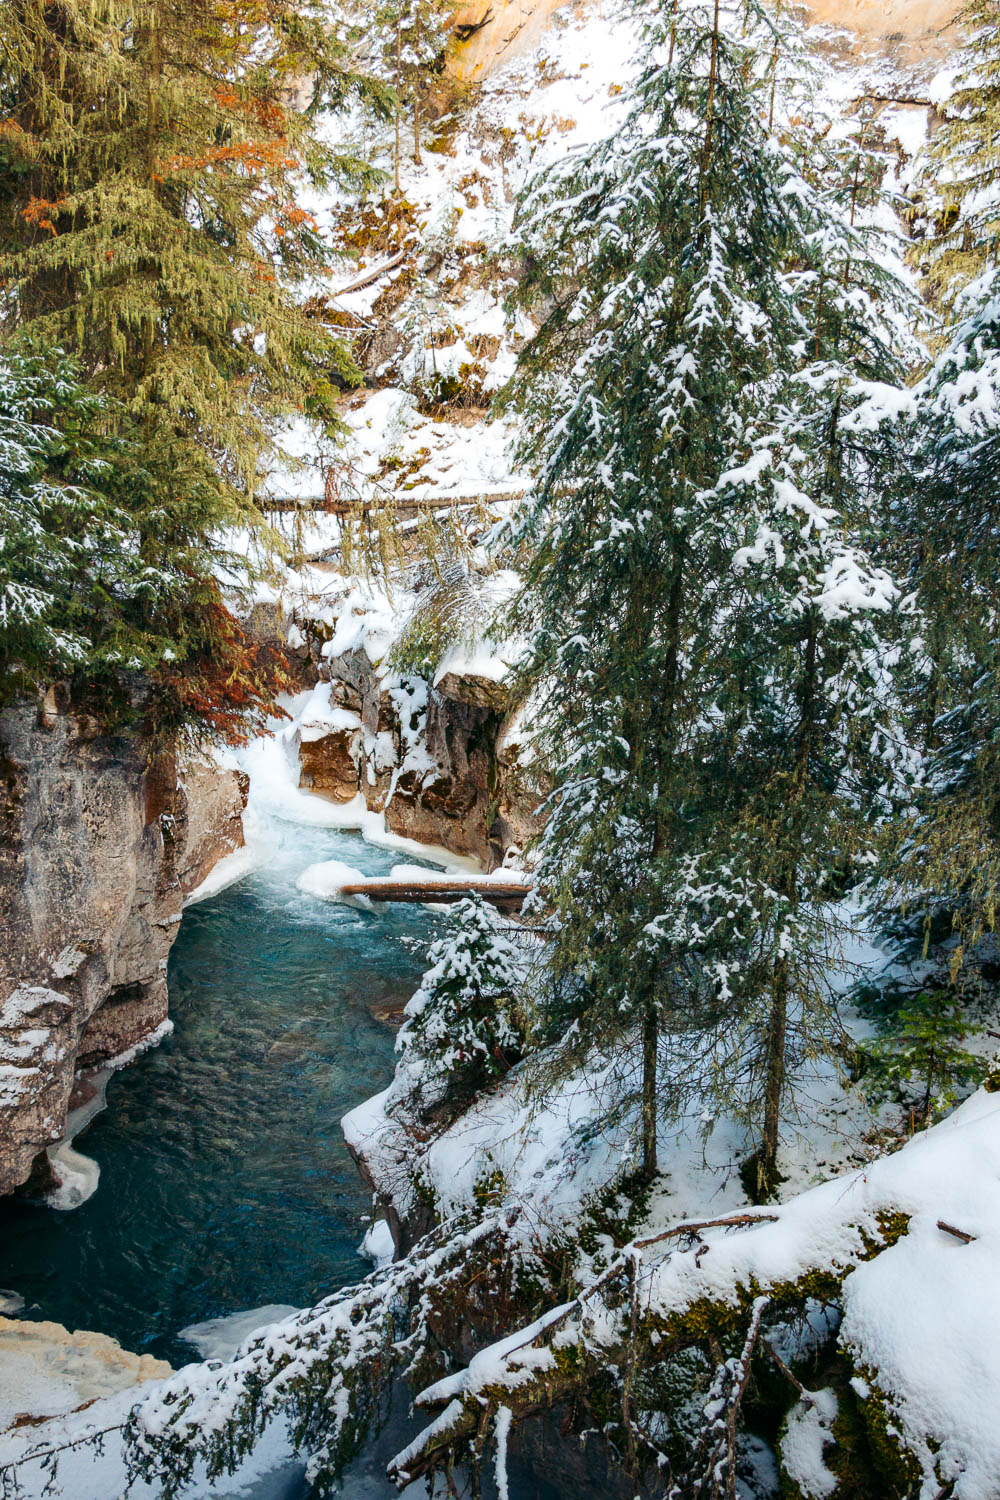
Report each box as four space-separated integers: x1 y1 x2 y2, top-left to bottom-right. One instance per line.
0 1317 172 1434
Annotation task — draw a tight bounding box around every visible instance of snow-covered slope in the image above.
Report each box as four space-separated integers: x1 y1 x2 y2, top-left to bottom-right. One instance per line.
264 0 959 525
266 0 645 515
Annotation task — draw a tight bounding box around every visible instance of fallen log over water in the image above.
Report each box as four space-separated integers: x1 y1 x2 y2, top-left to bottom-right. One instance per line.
339 878 531 912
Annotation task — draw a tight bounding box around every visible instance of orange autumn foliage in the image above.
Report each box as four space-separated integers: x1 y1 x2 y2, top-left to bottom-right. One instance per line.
22 195 64 235
156 138 296 178
149 596 292 746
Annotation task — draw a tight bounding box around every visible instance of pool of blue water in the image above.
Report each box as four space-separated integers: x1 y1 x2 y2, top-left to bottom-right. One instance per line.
0 815 435 1368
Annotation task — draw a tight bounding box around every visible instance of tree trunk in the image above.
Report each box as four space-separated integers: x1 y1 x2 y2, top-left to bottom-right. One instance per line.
758 617 818 1197
697 0 721 216
923 1048 935 1123
413 94 421 164
760 955 788 1195
394 18 402 194
641 998 658 1180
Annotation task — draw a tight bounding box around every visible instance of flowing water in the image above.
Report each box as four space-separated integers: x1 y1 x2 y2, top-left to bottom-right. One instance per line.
0 785 435 1369
0 725 562 1498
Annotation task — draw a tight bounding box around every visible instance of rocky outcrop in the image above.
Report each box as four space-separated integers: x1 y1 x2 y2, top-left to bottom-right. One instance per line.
447 0 966 86
800 0 964 68
0 694 248 1197
296 631 545 868
448 0 579 83
239 591 542 863
0 1316 171 1432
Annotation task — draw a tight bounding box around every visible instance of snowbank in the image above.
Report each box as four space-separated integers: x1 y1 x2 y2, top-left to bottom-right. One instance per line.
180 1306 301 1362
358 1219 395 1270
296 859 377 909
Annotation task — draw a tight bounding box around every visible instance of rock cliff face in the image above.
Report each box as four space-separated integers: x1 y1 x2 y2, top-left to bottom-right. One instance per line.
0 694 247 1197
799 0 964 67
295 626 544 869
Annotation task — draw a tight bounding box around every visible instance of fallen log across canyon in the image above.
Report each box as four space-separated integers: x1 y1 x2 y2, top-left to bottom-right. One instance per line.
338 877 532 912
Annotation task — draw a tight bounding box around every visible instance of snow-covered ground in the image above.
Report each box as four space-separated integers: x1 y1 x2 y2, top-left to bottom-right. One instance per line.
387 1085 1000 1500
260 1 646 506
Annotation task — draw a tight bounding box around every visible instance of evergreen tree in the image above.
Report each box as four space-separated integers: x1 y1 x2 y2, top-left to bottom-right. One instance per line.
0 0 391 734
0 0 388 557
364 0 450 191
0 346 289 736
397 895 526 1115
873 2 1000 1021
860 989 989 1125
501 0 912 1188
918 0 1000 303
0 348 151 691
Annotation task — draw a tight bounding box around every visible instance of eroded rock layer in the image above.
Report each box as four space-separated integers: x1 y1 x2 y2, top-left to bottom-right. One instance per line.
0 695 248 1196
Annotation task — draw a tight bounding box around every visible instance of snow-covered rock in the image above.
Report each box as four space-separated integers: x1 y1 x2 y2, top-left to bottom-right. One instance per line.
0 1317 171 1433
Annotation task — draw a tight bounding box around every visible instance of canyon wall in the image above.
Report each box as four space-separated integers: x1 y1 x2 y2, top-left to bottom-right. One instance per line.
267 601 544 869
0 693 247 1197
0 607 539 1201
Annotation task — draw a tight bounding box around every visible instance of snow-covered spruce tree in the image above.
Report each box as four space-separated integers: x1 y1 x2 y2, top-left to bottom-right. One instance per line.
0 349 168 698
861 988 989 1124
396 895 527 1116
869 4 1000 1040
500 0 913 1190
918 0 1000 303
646 408 913 1194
